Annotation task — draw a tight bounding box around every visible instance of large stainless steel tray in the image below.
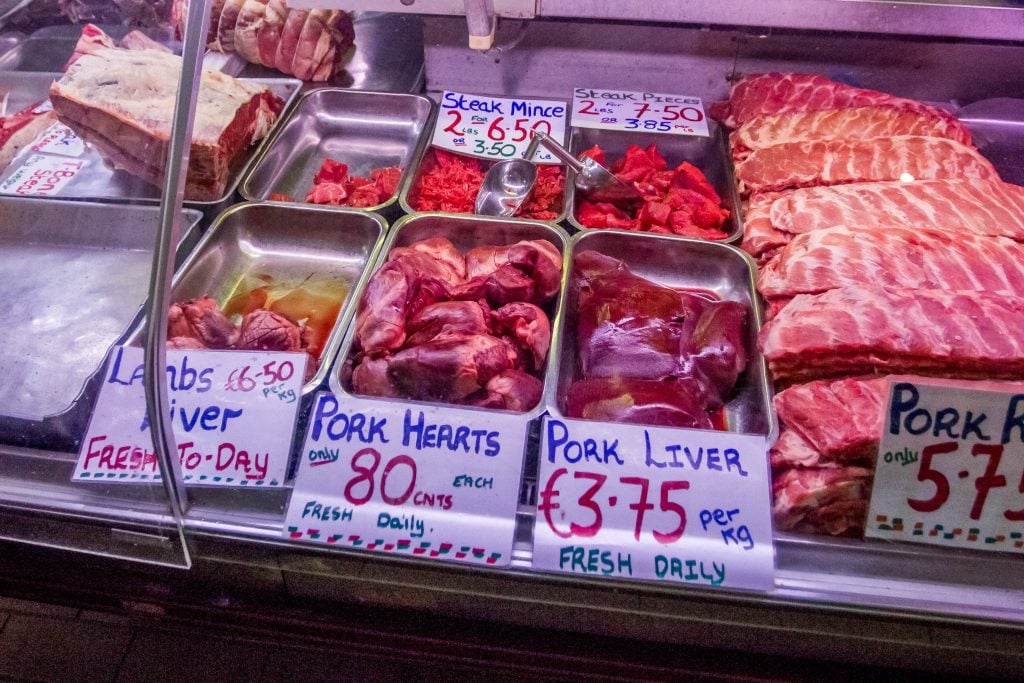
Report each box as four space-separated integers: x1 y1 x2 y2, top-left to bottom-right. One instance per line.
0 198 202 447
330 212 571 424
0 24 177 71
564 123 743 243
0 71 301 207
233 12 425 93
145 202 386 397
546 229 773 437
241 88 435 218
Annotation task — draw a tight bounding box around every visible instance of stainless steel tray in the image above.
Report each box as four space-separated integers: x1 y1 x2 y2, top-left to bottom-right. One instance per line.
0 24 178 71
564 123 743 243
0 198 202 444
0 31 24 68
241 88 435 218
329 212 571 423
233 12 425 93
0 71 301 207
546 230 773 437
142 202 386 397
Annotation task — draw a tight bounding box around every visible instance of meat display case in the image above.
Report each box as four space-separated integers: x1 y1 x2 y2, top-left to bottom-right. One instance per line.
1 1 1023 676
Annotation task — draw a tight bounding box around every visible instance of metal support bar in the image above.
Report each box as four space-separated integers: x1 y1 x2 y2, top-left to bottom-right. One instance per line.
142 0 213 564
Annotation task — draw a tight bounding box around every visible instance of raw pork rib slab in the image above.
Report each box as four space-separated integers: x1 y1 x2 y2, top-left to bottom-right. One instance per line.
712 72 961 130
731 105 972 157
770 178 1024 241
772 465 873 535
740 191 791 262
758 226 1024 301
773 376 888 462
735 135 998 194
759 285 1024 383
51 40 283 201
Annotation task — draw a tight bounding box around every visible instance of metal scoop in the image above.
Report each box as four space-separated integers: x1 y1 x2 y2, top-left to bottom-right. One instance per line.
475 130 641 217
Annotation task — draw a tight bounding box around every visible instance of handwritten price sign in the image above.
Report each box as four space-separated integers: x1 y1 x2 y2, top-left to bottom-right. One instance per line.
283 393 529 566
74 346 306 487
532 417 774 590
867 379 1024 553
431 90 568 164
0 154 87 197
571 87 709 137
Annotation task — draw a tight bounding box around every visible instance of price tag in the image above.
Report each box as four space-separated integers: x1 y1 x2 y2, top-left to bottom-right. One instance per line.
571 87 709 137
29 122 86 158
532 417 774 591
74 346 306 487
0 154 87 196
283 393 528 566
431 90 567 163
866 379 1024 553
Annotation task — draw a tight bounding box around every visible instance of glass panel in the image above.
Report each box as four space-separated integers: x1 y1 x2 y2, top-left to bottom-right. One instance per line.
0 2 206 566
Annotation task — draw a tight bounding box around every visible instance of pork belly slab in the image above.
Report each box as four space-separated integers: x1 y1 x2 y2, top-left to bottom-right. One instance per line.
50 43 283 201
759 285 1024 383
731 105 972 157
712 72 967 134
735 135 998 194
758 226 1024 303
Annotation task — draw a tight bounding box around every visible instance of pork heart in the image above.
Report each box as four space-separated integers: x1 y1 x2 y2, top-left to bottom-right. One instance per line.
387 333 515 402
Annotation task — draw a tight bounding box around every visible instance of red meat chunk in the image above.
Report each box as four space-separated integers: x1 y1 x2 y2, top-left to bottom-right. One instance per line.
304 157 401 207
412 148 564 219
575 144 730 240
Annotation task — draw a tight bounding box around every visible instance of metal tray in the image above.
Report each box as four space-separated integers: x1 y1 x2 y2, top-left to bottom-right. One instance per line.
546 230 773 437
329 212 571 424
0 198 202 449
142 202 386 397
398 146 571 223
234 12 425 93
0 31 24 68
0 24 178 71
0 71 301 208
564 123 743 243
241 88 435 218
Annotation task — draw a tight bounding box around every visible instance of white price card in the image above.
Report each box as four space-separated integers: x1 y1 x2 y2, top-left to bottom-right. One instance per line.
867 378 1024 553
571 87 710 137
28 122 86 158
532 417 774 591
74 346 306 487
284 393 528 566
0 154 87 196
431 90 567 164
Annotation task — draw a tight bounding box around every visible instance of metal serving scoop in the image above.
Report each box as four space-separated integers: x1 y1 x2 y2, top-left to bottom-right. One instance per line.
475 130 641 217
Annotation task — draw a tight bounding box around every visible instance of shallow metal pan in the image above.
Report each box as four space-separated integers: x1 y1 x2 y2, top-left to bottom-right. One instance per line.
241 88 435 219
0 71 301 208
959 97 1024 186
564 123 743 243
545 229 773 437
134 202 386 397
0 198 202 450
329 212 571 426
